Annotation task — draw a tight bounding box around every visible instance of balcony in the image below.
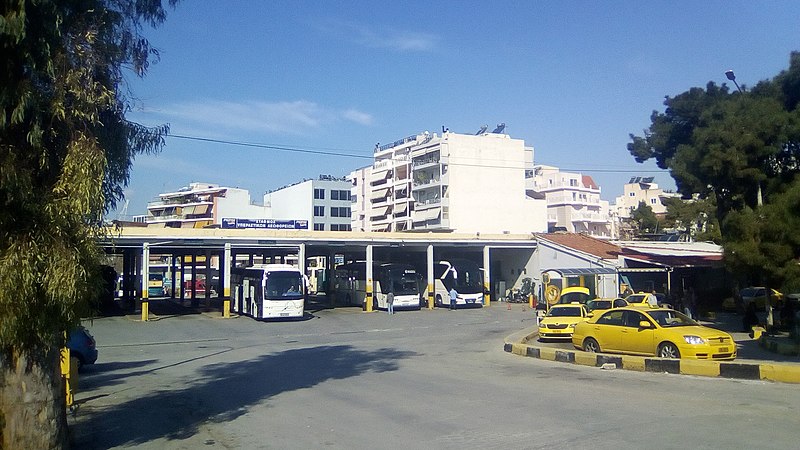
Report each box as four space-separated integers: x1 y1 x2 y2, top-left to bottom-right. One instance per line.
414 197 442 210
570 211 609 223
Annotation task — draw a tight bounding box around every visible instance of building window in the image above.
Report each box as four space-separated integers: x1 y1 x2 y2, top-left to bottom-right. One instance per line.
314 223 325 231
340 190 351 201
330 207 352 218
629 192 635 196
570 179 578 186
330 224 352 231
314 205 325 216
314 188 325 200
650 198 657 204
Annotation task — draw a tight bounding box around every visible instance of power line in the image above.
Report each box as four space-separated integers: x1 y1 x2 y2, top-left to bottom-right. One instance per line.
169 134 372 160
167 133 667 175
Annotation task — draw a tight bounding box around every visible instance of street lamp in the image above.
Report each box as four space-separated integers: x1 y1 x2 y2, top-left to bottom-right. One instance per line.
725 69 743 93
725 69 762 206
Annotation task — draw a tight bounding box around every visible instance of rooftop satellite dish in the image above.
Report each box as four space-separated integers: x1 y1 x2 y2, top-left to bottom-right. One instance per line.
476 125 488 135
492 123 506 133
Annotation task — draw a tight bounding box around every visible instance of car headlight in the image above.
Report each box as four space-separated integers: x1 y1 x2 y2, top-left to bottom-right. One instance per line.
569 323 577 328
683 335 706 345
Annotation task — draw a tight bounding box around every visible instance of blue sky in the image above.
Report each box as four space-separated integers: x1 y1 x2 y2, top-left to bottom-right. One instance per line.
118 0 800 219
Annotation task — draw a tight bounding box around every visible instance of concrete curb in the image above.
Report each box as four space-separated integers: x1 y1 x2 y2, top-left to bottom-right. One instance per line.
504 327 800 384
759 335 800 356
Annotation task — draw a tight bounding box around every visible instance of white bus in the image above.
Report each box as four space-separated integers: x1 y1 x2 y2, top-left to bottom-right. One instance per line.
333 262 422 310
428 259 484 308
231 264 305 319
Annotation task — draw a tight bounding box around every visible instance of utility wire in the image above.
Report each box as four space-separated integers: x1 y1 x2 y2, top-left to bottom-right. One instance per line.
167 133 666 174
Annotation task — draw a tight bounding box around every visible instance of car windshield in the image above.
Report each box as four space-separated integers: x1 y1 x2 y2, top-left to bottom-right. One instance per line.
741 288 765 297
559 292 591 304
627 294 649 304
548 306 582 317
587 300 611 311
647 309 698 327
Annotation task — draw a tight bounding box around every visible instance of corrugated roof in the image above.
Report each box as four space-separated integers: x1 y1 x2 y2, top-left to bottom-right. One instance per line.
537 233 622 259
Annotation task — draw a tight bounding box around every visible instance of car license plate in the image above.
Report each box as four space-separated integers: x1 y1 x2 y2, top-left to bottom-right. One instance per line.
280 312 289 317
718 347 728 352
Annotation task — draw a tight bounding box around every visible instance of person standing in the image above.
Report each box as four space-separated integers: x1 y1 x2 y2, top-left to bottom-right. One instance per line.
387 290 394 315
449 287 458 311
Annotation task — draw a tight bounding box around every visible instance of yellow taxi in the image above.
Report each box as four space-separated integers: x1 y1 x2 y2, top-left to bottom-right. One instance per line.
571 307 736 360
585 298 628 316
538 303 589 341
624 292 660 309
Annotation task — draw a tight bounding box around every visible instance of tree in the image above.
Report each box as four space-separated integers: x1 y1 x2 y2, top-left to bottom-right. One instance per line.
630 201 660 234
1 1 175 447
628 52 800 289
662 196 720 242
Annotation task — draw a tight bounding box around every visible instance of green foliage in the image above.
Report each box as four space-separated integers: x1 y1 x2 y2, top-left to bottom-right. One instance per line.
1 0 175 358
662 196 720 243
630 201 659 233
629 52 800 289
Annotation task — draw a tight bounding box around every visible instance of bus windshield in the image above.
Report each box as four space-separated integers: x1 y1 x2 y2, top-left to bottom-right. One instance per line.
266 271 303 299
446 260 482 294
384 267 419 295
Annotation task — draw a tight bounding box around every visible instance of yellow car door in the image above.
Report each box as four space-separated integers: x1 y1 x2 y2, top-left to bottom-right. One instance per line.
619 310 656 355
592 310 625 352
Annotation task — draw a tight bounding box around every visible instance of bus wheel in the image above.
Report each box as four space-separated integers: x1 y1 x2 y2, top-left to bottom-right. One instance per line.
373 298 379 311
435 294 442 307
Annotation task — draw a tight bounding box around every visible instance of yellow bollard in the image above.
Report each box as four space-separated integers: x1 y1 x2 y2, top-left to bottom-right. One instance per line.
223 298 231 318
141 299 149 322
365 280 373 312
61 348 78 409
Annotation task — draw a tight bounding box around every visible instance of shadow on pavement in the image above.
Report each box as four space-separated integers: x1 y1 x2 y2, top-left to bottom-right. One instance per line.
71 345 416 448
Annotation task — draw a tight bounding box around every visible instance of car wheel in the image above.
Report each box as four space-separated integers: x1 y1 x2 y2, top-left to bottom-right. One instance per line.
658 342 681 359
583 338 600 353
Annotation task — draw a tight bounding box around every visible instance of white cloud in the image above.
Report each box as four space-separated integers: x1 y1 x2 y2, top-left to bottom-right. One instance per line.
342 108 374 125
137 100 373 136
316 19 438 52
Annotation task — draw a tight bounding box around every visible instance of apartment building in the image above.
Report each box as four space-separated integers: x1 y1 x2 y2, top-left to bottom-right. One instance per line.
353 128 547 234
145 182 270 228
264 175 353 231
614 177 680 219
530 165 612 238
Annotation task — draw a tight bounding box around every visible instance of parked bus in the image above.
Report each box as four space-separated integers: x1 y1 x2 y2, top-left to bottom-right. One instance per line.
427 259 484 308
333 262 422 310
147 272 165 297
231 264 305 319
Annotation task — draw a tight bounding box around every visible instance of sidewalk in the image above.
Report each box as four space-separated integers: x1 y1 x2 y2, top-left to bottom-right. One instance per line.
699 311 800 363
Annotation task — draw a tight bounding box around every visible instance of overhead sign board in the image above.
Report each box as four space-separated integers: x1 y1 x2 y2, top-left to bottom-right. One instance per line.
221 218 309 230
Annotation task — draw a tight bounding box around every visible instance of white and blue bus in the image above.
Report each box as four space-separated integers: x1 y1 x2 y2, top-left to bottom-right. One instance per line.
428 259 484 308
231 264 305 319
333 262 422 310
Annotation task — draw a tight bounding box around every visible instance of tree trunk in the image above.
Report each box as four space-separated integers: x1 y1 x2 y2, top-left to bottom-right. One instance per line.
1 348 68 449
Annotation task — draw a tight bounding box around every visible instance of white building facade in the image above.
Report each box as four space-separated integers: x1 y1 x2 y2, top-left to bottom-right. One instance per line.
265 176 353 231
614 177 680 219
353 129 548 234
529 165 612 238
